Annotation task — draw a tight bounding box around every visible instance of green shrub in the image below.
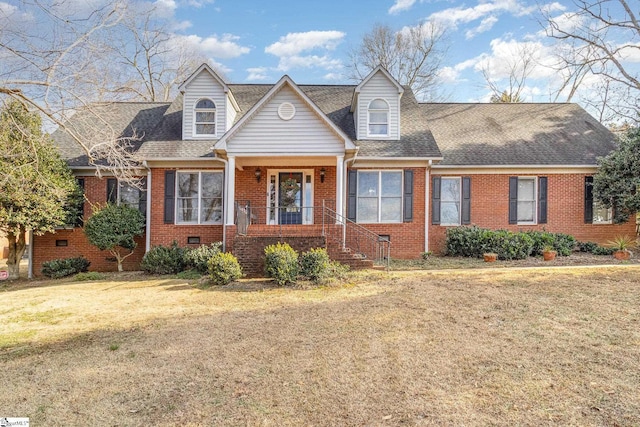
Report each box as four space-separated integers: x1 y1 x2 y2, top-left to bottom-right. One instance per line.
487 229 534 260
140 241 186 274
300 248 331 283
73 271 106 281
592 245 615 256
445 226 492 257
175 269 203 280
208 252 242 285
326 261 350 280
551 233 577 256
264 242 299 286
184 242 222 274
41 256 90 278
524 230 555 256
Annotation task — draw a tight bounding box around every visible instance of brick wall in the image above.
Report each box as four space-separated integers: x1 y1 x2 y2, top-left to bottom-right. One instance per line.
32 175 145 275
233 235 326 277
149 168 224 248
429 173 637 253
352 167 427 259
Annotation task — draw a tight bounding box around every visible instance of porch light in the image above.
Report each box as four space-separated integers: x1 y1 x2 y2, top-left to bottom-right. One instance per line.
255 168 261 182
320 168 326 183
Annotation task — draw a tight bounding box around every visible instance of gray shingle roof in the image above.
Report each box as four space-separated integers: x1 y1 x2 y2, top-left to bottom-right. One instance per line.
421 103 616 166
51 84 615 167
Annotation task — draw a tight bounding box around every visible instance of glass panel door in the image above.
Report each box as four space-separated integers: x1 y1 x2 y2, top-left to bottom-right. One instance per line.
278 172 303 224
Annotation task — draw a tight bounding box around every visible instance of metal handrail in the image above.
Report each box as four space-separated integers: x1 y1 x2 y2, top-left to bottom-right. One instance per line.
233 200 390 268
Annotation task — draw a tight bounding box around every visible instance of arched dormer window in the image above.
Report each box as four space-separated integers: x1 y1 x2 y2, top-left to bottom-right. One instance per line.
368 98 389 137
194 98 216 136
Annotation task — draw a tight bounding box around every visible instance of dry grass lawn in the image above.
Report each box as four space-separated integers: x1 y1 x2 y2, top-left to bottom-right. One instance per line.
1 266 639 426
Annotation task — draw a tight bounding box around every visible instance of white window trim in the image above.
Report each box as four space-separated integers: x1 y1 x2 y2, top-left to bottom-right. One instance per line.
517 176 537 225
592 201 613 224
175 171 224 225
193 98 217 138
356 170 403 224
265 169 315 225
440 177 462 226
367 98 390 138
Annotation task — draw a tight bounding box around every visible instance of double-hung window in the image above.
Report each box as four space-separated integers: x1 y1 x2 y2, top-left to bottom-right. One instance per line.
440 178 461 225
593 201 613 224
368 99 389 137
509 176 547 225
176 171 223 224
516 177 536 223
194 99 216 136
107 178 147 217
356 171 402 223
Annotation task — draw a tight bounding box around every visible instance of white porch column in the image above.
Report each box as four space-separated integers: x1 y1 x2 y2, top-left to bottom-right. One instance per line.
335 155 344 220
226 156 236 225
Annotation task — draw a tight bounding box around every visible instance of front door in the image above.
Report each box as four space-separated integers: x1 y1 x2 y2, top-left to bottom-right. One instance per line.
278 172 303 224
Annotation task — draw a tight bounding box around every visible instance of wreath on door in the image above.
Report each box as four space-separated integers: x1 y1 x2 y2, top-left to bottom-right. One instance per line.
280 177 300 207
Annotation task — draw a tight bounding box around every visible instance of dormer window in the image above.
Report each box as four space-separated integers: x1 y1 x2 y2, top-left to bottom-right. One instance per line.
194 98 216 136
368 98 389 137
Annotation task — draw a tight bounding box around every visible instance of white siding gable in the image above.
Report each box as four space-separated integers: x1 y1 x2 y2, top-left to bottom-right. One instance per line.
357 71 401 140
182 71 227 140
226 85 345 155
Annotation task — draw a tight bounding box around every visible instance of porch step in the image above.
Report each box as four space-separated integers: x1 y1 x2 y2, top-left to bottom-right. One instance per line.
327 245 375 270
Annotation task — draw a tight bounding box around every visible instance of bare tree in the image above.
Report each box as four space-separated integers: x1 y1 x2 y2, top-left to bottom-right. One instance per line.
542 0 640 122
347 22 448 101
101 4 211 102
479 43 537 103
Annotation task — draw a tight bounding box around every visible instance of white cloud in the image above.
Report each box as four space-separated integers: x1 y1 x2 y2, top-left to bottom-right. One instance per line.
437 58 479 83
265 30 345 73
265 30 345 56
428 0 536 29
179 33 250 59
276 55 342 72
539 2 566 14
209 59 232 75
246 67 269 81
465 15 499 39
323 72 342 81
388 0 417 15
172 20 192 31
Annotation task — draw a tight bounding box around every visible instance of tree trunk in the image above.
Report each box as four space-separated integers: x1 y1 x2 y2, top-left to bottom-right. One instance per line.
6 228 26 280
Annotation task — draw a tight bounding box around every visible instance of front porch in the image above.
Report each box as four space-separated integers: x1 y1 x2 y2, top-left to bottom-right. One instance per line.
230 202 390 276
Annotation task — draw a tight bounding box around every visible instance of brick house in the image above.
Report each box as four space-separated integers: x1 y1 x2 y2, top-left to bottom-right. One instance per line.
30 64 636 275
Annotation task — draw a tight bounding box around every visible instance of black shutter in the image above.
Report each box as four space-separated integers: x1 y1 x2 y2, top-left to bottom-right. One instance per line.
462 176 471 225
403 170 414 222
431 176 441 225
538 176 548 224
76 178 85 227
164 171 175 224
584 176 594 223
107 178 117 204
347 170 357 222
509 176 518 224
138 177 148 218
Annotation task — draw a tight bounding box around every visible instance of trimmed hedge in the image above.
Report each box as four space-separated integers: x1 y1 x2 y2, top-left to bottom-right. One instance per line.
42 256 90 278
446 226 577 260
184 242 222 274
300 247 331 283
264 242 299 286
140 241 186 274
208 252 242 285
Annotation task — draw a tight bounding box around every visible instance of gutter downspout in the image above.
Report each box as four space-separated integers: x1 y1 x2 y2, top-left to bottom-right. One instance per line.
142 161 152 253
28 230 33 279
341 148 359 248
213 153 229 252
425 159 432 253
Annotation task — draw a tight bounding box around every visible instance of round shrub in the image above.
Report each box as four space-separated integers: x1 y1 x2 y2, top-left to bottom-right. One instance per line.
140 241 186 274
184 242 222 274
264 242 299 286
300 247 331 283
41 256 91 278
208 252 242 285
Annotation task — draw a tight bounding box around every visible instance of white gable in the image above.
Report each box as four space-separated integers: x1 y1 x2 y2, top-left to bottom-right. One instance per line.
354 68 402 141
225 85 345 155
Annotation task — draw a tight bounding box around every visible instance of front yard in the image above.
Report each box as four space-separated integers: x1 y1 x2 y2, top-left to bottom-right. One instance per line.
1 266 639 426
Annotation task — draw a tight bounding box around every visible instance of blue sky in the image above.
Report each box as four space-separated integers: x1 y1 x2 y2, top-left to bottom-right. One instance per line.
162 0 575 102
